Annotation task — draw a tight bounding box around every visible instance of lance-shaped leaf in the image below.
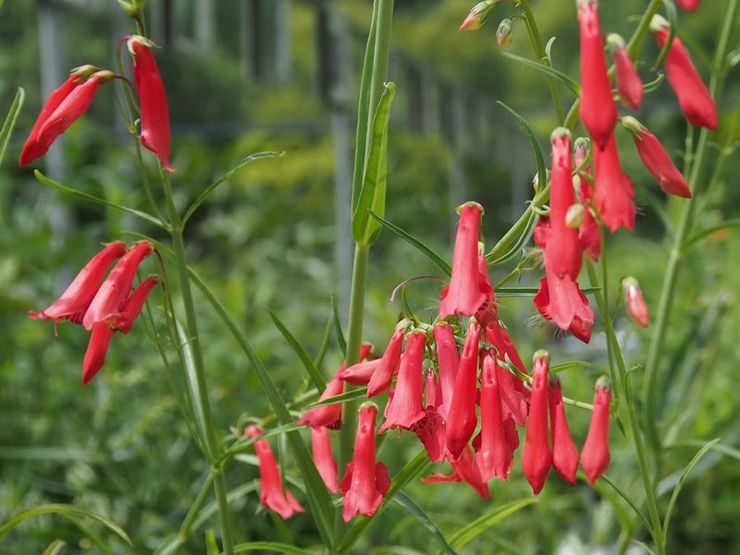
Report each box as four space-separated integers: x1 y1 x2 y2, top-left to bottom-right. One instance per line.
393 492 457 555
352 82 396 245
269 309 327 391
0 87 24 167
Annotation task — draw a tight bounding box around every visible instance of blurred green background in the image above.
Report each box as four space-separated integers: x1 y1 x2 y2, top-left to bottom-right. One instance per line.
0 0 738 553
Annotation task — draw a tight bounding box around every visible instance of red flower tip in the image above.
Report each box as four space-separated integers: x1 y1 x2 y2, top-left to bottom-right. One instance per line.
445 321 481 459
651 16 717 130
440 202 487 319
367 324 407 396
578 0 617 149
339 359 381 386
30 241 127 324
548 377 579 485
115 275 159 334
476 352 514 481
379 331 426 433
676 0 701 10
433 321 460 422
82 322 115 385
311 427 339 493
128 35 174 171
581 379 612 484
608 34 643 110
594 133 635 233
341 403 390 521
297 373 344 429
459 1 493 31
521 351 552 494
623 277 650 328
247 425 305 519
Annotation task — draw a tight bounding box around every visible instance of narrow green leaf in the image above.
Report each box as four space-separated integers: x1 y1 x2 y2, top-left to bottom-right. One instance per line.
188 269 335 548
0 504 132 546
600 475 654 535
220 422 306 463
393 492 457 555
684 218 740 251
550 360 593 374
269 309 327 391
503 53 580 95
314 309 334 370
666 439 740 462
642 72 665 92
495 101 547 192
34 170 167 229
631 540 657 555
352 82 396 244
233 542 314 555
369 212 451 275
303 388 368 409
331 296 347 354
182 151 278 226
662 438 720 538
0 87 24 168
42 540 66 555
65 515 112 555
444 498 537 552
204 529 220 555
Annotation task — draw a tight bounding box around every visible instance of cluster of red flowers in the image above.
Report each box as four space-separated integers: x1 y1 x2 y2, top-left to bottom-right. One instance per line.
20 35 172 171
30 241 156 384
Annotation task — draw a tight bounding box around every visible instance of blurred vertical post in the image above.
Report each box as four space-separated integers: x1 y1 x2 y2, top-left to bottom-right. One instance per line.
195 0 215 53
440 83 468 239
274 0 292 84
317 4 352 322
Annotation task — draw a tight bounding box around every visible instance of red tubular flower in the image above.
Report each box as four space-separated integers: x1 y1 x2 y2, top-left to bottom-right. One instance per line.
608 34 643 110
29 241 127 324
413 371 446 462
445 322 481 459
522 351 552 495
622 116 692 199
311 427 339 493
246 426 304 519
676 0 700 10
477 352 514 481
367 326 406 396
115 275 159 333
439 202 487 319
339 359 380 385
82 241 153 331
623 277 649 328
433 321 460 422
652 16 717 130
297 373 344 429
548 377 579 485
578 0 617 149
24 72 108 167
581 378 612 484
423 444 491 499
82 322 115 385
534 129 594 342
575 172 601 261
340 403 391 521
128 36 174 171
594 133 635 232
379 331 426 433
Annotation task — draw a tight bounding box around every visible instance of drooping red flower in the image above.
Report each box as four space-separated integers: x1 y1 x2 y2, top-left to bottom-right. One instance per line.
82 241 154 331
521 351 552 495
311 427 339 493
439 202 487 319
623 277 649 328
367 326 406 396
608 34 643 110
622 116 692 199
379 330 426 433
29 241 127 325
593 133 635 232
433 321 460 422
445 321 481 459
423 444 491 499
340 403 391 521
578 0 617 149
534 129 594 342
548 377 579 485
676 0 700 10
21 71 109 167
651 15 717 130
336 342 375 384
297 373 344 429
581 378 612 484
476 351 514 481
115 275 159 333
128 36 174 171
413 371 446 462
82 322 115 385
247 425 304 519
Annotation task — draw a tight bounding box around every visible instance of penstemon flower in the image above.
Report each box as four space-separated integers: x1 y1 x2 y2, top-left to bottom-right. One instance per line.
476 351 514 481
608 33 643 110
522 351 552 495
311 427 339 493
623 276 650 328
593 133 635 232
581 378 612 484
549 377 579 485
367 324 406 396
433 321 460 422
379 330 426 433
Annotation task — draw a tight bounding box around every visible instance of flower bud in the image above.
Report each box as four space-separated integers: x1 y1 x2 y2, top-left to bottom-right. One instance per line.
565 203 585 229
608 33 643 110
459 1 496 31
623 277 649 327
496 18 513 46
573 137 590 169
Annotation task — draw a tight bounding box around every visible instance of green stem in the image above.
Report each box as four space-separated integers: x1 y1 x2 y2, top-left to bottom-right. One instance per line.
518 0 564 122
161 172 235 555
642 0 738 455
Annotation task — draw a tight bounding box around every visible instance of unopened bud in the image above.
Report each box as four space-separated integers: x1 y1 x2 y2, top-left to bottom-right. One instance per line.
649 14 670 32
459 1 496 31
532 172 539 192
92 70 117 82
71 64 99 79
117 0 139 18
565 204 585 228
496 18 513 46
623 277 649 327
606 33 626 50
620 115 647 137
573 137 590 168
